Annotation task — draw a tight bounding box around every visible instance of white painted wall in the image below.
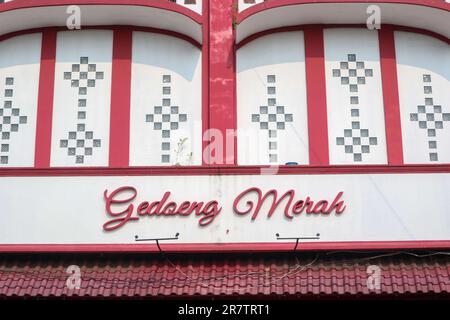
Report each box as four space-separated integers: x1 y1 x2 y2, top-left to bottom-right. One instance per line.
0 33 41 167
324 29 387 165
395 32 450 164
237 32 309 165
0 173 449 244
130 32 202 166
50 30 113 167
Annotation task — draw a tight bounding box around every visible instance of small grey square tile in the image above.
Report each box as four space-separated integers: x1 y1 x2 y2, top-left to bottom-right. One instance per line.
162 142 170 150
154 106 162 114
267 75 276 83
351 109 359 117
348 54 356 62
162 154 170 163
162 130 170 138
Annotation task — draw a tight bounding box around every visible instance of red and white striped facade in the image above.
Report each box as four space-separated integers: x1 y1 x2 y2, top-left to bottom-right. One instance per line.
0 0 449 253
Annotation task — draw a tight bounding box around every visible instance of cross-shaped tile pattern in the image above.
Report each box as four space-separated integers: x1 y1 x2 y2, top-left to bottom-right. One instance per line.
410 74 450 162
251 75 293 163
333 53 378 162
0 77 28 164
145 75 188 164
60 57 103 164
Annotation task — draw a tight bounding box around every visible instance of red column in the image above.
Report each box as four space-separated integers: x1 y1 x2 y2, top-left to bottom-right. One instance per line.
109 28 133 167
201 0 210 165
34 29 57 168
207 0 236 165
379 27 404 165
304 26 329 166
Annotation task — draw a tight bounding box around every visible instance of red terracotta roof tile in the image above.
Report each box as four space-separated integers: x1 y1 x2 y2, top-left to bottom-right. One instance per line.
0 251 448 297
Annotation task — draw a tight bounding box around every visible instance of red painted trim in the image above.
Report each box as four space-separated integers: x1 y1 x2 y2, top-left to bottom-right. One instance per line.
201 0 210 165
109 29 132 167
0 164 449 177
237 0 450 23
0 0 203 24
379 27 404 165
237 24 450 49
304 26 329 166
0 240 449 253
388 24 450 45
0 26 201 48
34 29 57 168
208 0 236 165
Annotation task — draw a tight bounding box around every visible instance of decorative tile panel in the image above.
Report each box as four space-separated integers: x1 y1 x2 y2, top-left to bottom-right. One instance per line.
324 29 387 165
395 32 450 163
237 32 309 165
50 30 113 167
0 34 41 167
130 32 202 166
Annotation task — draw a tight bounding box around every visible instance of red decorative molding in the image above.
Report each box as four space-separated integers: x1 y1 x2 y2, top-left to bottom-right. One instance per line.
0 164 449 177
0 240 449 253
379 27 404 165
109 29 133 167
237 0 450 23
0 26 201 48
237 24 450 48
0 0 203 24
34 29 57 168
304 26 329 166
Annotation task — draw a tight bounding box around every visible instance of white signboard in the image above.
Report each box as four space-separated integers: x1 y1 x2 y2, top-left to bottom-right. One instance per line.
0 173 449 251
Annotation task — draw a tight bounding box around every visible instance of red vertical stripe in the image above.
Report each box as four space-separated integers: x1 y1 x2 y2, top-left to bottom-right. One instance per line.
201 0 210 165
109 29 133 167
379 28 404 165
34 29 57 168
304 26 329 166
208 0 236 165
